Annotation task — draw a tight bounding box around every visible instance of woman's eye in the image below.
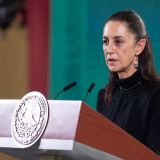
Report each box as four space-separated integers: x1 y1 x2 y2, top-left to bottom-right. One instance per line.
103 39 109 45
115 40 123 45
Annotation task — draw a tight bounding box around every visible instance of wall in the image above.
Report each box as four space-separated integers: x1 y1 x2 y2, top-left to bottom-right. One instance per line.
49 0 160 108
0 21 28 99
0 20 26 160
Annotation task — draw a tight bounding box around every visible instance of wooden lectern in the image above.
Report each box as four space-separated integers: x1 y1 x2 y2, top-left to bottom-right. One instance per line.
0 100 159 160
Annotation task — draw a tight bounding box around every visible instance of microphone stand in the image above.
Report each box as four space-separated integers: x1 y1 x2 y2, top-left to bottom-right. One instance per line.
83 82 95 103
54 82 77 99
54 90 63 99
83 92 89 103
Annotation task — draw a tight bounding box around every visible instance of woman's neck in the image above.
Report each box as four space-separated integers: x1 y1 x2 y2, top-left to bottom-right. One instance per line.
117 68 137 79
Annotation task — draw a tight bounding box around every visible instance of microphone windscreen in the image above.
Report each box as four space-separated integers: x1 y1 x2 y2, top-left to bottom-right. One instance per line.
88 82 95 93
63 82 77 91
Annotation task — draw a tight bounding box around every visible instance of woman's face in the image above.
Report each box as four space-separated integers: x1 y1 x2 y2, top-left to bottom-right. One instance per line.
103 20 144 79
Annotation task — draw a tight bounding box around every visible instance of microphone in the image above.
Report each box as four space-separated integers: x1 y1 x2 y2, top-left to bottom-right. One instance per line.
83 82 95 103
54 82 77 99
63 82 77 91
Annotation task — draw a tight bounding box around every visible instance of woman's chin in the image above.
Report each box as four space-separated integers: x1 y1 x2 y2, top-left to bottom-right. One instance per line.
108 67 119 72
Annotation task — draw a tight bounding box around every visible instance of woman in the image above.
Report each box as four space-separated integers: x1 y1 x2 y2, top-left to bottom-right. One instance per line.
96 10 160 154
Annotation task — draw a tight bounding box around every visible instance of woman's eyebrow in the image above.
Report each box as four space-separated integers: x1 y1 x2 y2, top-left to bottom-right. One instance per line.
103 35 124 39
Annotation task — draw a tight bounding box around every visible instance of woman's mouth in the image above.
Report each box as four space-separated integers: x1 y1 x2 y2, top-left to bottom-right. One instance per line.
107 58 118 64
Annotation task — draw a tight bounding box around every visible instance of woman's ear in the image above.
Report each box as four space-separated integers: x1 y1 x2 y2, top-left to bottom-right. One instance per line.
135 39 146 56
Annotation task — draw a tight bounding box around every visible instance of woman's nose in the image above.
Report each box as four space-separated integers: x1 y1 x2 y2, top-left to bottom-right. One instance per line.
104 43 114 54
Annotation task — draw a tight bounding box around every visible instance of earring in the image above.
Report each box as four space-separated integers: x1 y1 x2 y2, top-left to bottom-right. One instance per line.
134 56 138 69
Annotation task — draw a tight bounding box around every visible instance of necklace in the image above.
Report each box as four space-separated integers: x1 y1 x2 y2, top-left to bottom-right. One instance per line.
119 81 142 95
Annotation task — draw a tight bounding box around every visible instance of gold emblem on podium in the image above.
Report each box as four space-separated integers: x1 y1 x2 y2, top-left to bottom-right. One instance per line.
11 91 49 148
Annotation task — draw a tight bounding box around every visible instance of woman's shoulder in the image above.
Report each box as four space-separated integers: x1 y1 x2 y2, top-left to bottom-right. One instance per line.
97 87 106 103
143 79 160 88
96 87 106 112
98 88 106 96
142 79 160 95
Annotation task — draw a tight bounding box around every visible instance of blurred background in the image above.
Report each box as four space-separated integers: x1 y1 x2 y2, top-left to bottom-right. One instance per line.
50 0 160 108
0 0 160 159
1 0 160 107
0 0 160 108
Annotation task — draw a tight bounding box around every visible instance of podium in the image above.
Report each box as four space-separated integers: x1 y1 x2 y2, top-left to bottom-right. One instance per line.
0 100 159 160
